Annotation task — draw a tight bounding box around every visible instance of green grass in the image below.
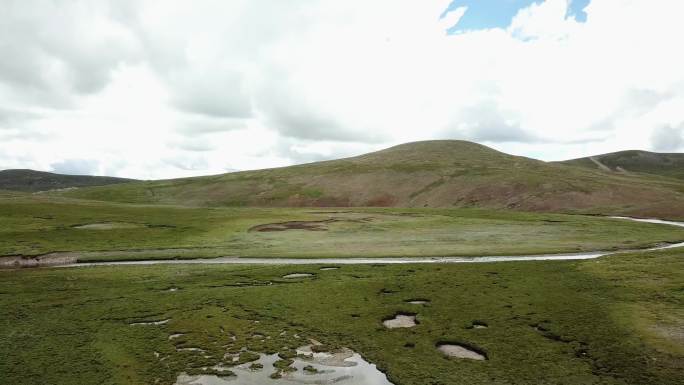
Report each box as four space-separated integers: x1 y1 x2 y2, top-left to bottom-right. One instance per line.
1 249 682 384
2 196 684 260
561 150 684 181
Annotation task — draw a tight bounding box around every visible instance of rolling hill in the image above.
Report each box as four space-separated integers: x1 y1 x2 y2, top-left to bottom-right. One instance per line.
560 150 684 180
0 169 135 192
52 140 684 219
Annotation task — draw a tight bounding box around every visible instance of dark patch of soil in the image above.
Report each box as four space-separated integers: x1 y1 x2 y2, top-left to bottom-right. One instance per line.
249 219 335 232
531 323 573 343
248 216 373 232
365 194 398 207
147 224 177 229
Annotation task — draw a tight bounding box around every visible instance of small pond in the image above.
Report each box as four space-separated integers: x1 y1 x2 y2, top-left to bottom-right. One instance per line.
175 345 393 385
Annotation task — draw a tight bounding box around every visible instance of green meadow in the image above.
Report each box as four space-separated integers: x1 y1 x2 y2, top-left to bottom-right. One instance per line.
1 195 684 384
1 196 683 260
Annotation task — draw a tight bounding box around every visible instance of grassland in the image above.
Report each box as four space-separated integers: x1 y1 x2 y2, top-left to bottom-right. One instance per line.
2 195 684 261
2 177 683 384
1 248 683 385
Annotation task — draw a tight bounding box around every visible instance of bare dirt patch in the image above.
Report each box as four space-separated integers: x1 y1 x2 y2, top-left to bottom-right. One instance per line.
250 220 334 232
651 324 684 346
248 216 372 232
382 313 418 329
0 252 78 268
437 342 487 361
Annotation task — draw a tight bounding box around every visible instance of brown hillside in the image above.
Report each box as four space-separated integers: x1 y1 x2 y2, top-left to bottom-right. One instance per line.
58 141 684 219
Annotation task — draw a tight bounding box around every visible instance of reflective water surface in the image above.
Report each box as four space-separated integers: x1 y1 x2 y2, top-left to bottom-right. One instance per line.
175 346 393 385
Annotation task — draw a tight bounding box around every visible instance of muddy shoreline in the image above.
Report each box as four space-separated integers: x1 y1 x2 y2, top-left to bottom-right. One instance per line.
0 252 78 268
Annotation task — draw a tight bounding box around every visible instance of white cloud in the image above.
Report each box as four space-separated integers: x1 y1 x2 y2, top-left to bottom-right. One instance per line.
1 0 683 178
651 124 684 152
50 158 100 175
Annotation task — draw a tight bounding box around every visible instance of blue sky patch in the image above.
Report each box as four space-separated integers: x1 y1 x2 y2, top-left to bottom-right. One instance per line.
442 0 590 33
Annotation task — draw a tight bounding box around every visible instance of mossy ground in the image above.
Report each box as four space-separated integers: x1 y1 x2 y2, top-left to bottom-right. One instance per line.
1 248 683 384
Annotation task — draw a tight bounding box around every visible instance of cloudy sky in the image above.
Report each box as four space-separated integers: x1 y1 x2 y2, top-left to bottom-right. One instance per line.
1 0 683 179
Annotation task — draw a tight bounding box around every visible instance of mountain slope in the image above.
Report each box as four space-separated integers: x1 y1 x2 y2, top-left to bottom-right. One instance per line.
560 150 684 180
0 169 135 192
56 141 684 219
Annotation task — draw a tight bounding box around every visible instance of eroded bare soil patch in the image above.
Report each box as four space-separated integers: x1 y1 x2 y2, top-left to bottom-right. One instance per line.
382 313 418 329
248 216 372 232
437 342 487 361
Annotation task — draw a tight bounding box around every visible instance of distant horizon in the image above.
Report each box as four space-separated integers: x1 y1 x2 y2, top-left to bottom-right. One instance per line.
1 139 681 180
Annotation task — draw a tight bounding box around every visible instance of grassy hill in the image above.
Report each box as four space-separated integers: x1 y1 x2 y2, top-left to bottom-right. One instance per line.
54 140 684 219
560 150 684 180
0 169 135 192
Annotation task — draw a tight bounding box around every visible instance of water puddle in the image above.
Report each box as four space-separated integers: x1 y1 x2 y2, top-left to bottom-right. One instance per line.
175 346 393 385
282 273 314 279
129 318 170 326
73 222 143 230
177 347 206 353
437 343 487 361
609 216 684 228
467 321 488 329
382 313 417 329
405 299 430 305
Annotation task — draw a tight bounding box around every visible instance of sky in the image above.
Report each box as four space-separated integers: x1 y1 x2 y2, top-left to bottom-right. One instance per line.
1 0 683 179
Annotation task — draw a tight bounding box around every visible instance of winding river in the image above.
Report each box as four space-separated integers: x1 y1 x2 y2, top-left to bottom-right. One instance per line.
54 216 684 268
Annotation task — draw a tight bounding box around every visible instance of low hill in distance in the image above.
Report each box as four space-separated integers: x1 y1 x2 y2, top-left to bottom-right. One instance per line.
52 140 684 219
0 169 135 192
560 150 684 180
